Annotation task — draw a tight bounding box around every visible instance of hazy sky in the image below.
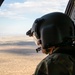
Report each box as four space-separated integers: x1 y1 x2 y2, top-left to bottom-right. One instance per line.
0 0 69 36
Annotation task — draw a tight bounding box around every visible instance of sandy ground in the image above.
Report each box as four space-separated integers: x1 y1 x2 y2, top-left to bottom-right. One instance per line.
0 36 46 75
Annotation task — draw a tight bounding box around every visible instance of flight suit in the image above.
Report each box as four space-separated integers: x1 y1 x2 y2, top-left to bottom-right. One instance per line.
34 46 75 75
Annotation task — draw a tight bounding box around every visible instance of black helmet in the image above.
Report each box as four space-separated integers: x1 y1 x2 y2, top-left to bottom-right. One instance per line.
26 12 74 49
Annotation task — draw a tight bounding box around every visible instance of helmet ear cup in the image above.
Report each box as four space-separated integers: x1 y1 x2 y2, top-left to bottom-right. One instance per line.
40 25 61 48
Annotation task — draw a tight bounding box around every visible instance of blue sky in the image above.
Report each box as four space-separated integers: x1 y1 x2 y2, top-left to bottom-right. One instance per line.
0 0 69 36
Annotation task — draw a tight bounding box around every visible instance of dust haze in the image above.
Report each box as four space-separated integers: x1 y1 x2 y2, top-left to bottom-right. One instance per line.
0 36 46 75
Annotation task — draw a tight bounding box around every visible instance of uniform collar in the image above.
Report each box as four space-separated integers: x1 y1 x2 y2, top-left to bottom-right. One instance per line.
53 46 75 57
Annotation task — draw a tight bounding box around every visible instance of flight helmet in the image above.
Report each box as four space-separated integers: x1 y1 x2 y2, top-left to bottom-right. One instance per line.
26 12 74 49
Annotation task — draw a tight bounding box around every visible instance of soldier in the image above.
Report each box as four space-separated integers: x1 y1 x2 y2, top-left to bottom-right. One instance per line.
26 12 75 75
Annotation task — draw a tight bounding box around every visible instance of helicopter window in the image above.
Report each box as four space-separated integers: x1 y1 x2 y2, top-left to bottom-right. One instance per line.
0 0 69 75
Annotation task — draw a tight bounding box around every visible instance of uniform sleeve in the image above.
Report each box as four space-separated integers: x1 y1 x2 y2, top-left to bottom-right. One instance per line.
34 59 69 75
33 53 71 75
48 61 69 75
34 60 48 75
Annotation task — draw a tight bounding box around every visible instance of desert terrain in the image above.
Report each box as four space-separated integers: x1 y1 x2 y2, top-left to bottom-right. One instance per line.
0 36 46 75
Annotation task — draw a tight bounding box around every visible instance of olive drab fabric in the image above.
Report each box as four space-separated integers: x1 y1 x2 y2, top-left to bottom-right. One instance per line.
33 47 75 75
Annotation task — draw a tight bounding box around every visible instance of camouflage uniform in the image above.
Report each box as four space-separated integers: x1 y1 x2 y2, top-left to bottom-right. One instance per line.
34 47 75 75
